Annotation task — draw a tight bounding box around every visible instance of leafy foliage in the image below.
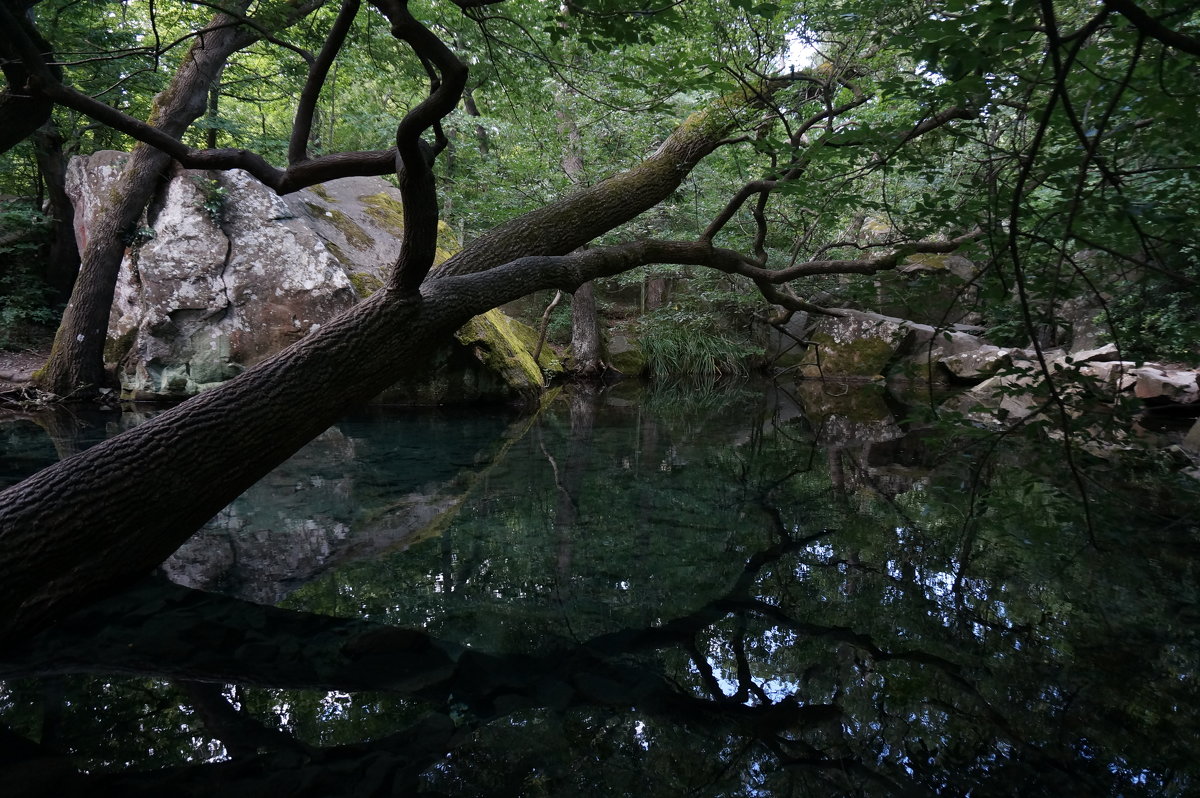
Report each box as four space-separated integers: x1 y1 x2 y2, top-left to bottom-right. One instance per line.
0 203 58 347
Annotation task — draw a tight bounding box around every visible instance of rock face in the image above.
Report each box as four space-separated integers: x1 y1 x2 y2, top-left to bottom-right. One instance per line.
790 309 987 381
946 348 1200 425
67 152 552 402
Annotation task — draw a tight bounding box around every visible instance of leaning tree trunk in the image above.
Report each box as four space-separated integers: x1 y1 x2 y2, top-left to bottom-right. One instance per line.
0 78 795 644
34 7 260 395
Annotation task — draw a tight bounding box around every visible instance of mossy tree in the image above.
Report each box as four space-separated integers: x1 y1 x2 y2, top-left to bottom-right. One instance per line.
1 0 1199 641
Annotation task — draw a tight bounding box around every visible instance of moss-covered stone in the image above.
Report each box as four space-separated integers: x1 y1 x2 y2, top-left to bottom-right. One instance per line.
322 240 353 268
802 331 897 378
503 314 565 376
309 183 335 203
609 347 647 376
455 310 549 391
305 202 374 250
348 271 383 298
359 192 405 236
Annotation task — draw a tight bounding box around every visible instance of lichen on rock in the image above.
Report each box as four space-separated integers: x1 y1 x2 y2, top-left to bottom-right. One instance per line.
66 152 553 402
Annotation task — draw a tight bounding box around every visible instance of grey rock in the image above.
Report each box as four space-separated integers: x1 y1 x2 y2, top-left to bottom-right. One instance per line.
68 152 547 402
1183 419 1200 455
938 345 1014 380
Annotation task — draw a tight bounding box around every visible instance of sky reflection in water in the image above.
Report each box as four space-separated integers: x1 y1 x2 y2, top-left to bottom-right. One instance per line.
1 382 1197 796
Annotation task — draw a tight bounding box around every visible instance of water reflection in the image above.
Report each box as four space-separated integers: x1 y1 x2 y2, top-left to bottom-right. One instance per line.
1 382 1198 796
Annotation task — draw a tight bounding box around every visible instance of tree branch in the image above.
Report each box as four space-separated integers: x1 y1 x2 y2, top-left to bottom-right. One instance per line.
371 0 468 293
1103 0 1200 56
290 0 360 164
0 2 59 153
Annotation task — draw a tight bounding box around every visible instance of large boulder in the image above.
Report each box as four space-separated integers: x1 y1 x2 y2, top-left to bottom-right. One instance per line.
798 309 988 381
799 310 916 379
67 152 553 402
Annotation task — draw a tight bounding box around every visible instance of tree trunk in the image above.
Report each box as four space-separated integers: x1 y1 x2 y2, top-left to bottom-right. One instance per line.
34 7 260 395
555 90 605 377
645 276 670 311
569 280 604 378
204 64 224 150
31 120 78 299
0 78 797 644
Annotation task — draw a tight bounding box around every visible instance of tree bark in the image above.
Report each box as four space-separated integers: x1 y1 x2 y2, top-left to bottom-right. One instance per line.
33 5 268 395
556 90 605 376
31 120 79 299
0 2 57 155
569 281 604 377
0 79 799 644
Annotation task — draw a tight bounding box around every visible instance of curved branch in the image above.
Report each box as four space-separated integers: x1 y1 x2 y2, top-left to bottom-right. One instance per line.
1103 0 1200 56
372 0 468 293
0 1 59 152
290 0 361 164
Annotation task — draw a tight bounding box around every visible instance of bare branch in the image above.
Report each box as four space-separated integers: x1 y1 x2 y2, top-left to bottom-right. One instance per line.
1103 0 1200 56
290 0 361 164
371 0 468 293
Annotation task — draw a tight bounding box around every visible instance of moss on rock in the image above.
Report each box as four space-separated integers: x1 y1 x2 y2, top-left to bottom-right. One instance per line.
348 271 383 298
801 330 900 379
305 202 375 251
609 346 647 376
104 326 138 364
455 310 555 392
359 192 405 235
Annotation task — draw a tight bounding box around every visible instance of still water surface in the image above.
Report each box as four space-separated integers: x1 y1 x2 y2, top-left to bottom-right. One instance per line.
1 382 1197 795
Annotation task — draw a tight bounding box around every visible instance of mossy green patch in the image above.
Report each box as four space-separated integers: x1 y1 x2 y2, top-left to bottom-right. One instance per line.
305 202 374 250
309 183 335 202
455 310 550 391
503 313 564 376
609 346 647 376
802 331 897 378
322 240 353 268
359 192 406 236
348 271 383 297
435 221 459 265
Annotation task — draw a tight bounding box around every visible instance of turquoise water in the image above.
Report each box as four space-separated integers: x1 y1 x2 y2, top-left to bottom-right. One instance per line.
1 383 1198 795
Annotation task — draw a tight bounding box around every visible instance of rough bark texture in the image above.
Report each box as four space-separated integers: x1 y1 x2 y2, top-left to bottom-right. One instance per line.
0 79 794 644
31 121 79 298
569 281 604 377
34 6 261 394
0 2 56 154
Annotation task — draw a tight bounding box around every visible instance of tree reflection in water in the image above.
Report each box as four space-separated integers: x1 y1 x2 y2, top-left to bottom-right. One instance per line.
1 383 1197 796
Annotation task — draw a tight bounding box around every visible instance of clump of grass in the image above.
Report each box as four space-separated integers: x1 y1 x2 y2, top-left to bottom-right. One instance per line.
638 310 755 381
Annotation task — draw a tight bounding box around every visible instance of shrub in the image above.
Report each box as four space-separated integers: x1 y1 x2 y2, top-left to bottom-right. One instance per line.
0 202 58 348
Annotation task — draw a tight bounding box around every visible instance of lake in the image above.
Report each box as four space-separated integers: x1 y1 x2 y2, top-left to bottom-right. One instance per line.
1 380 1197 796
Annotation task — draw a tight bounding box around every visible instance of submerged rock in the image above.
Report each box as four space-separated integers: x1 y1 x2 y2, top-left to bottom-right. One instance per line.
67 152 551 402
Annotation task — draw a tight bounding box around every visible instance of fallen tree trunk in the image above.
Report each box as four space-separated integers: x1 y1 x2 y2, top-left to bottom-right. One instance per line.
0 79 794 643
